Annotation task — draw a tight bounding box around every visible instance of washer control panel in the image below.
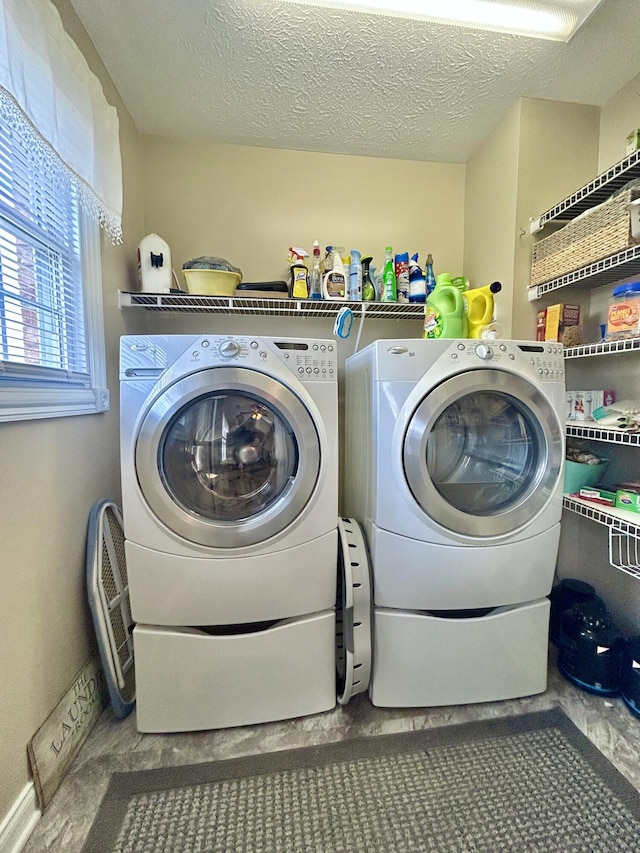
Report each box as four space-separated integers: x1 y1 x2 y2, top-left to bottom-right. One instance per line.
192 336 336 378
448 340 564 380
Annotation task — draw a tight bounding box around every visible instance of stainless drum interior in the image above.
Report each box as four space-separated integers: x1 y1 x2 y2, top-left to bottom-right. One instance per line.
403 369 562 537
135 367 321 547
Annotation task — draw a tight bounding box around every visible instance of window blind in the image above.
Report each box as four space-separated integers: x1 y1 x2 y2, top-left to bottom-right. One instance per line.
0 112 90 383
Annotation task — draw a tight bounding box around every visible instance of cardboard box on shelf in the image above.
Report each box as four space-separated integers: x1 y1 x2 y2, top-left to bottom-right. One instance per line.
536 309 547 341
615 490 640 514
578 487 617 506
627 128 640 156
544 303 581 342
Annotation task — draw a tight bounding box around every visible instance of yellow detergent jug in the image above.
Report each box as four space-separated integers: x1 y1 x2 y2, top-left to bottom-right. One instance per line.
464 281 502 339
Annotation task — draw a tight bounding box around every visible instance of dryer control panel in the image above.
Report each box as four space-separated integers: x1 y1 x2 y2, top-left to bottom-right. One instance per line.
449 340 564 381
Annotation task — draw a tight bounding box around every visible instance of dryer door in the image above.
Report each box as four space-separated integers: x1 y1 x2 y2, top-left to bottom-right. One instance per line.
135 367 321 547
403 369 562 537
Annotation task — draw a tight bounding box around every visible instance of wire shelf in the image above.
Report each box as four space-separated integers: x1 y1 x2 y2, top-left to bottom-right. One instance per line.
118 291 426 320
566 424 640 445
609 527 640 580
564 337 640 358
563 495 640 531
527 245 640 300
530 149 640 233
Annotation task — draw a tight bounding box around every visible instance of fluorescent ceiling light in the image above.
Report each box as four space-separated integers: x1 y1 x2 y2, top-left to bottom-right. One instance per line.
279 0 605 41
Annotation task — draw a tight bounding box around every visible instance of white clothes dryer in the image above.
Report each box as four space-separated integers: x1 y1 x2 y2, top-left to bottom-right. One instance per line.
120 334 339 731
344 338 565 707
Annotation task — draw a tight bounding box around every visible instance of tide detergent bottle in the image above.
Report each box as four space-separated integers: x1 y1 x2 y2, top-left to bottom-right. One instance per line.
464 281 502 338
423 273 467 339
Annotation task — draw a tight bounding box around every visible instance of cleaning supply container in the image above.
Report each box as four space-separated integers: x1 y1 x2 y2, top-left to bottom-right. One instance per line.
394 252 410 302
349 250 362 301
424 254 436 297
361 257 376 301
464 281 502 338
408 254 426 303
288 247 309 298
323 247 347 300
382 247 397 302
606 281 640 340
423 279 467 339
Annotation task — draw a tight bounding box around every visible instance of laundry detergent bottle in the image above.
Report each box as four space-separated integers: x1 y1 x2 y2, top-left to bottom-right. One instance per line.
464 281 502 338
423 275 467 339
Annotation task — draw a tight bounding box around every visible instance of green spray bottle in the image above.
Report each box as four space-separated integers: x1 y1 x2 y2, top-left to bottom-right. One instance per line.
382 246 397 302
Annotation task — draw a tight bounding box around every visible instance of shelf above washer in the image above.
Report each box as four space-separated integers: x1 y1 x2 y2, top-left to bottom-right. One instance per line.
118 291 425 320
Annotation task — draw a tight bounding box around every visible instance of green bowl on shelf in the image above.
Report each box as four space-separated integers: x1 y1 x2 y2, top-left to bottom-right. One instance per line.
564 459 610 494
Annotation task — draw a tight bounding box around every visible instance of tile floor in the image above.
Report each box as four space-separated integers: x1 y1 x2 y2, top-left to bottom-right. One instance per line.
22 651 640 853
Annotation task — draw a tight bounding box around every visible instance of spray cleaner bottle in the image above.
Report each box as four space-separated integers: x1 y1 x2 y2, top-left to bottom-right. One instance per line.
309 240 323 300
288 247 309 298
382 246 397 302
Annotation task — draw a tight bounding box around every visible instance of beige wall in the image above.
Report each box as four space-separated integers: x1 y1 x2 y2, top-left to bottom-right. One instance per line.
511 99 600 340
464 101 521 336
141 138 466 287
464 98 600 341
0 0 144 821
598 71 640 173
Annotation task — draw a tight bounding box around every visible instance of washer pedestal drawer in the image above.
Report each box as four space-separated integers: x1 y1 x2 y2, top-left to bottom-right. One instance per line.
133 611 336 732
370 599 550 708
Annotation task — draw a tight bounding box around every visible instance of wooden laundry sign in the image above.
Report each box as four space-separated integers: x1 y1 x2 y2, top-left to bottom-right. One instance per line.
27 654 109 810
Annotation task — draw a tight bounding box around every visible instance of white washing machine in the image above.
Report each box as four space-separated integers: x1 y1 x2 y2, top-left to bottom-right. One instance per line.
120 334 339 731
344 338 565 707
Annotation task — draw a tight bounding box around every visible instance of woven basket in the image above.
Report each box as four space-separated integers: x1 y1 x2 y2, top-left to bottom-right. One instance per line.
531 188 639 287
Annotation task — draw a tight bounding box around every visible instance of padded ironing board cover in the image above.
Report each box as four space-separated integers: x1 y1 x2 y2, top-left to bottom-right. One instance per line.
86 499 136 719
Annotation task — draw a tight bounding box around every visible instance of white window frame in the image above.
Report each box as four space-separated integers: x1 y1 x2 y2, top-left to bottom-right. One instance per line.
0 208 110 423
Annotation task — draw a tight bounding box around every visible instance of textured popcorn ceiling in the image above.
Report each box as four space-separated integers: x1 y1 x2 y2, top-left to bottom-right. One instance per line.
69 0 640 163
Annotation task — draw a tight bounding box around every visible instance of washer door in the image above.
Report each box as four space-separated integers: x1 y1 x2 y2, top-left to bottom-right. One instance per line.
135 367 321 547
403 369 562 537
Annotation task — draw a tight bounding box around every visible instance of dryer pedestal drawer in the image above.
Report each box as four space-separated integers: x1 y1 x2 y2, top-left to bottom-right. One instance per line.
370 599 550 707
133 612 336 732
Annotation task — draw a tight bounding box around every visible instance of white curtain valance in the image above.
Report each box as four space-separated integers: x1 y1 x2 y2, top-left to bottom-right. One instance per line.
0 0 122 242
